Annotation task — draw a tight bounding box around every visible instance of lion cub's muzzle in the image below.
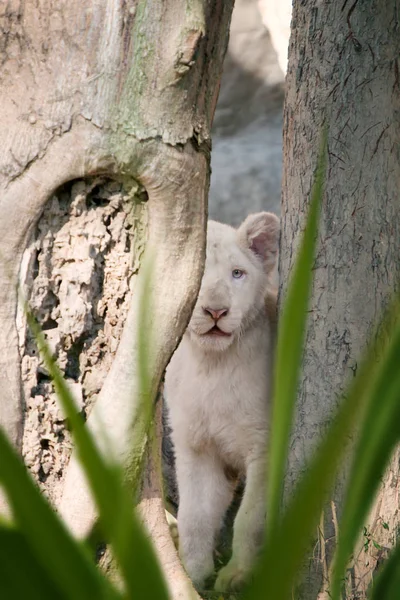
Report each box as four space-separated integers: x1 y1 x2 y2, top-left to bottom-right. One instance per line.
201 306 232 337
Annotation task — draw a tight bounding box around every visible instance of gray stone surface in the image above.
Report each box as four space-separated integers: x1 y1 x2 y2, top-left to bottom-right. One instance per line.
209 0 284 225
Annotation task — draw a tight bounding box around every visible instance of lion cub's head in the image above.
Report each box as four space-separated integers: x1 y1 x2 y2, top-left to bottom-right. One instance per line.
188 212 279 352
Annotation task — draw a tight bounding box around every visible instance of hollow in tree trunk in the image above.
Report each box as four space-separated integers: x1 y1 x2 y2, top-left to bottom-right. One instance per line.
0 2 234 597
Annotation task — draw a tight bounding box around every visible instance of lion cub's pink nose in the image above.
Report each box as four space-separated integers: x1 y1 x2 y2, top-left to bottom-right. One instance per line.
203 307 229 321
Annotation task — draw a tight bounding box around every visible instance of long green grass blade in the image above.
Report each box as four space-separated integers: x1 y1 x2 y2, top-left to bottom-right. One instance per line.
0 524 68 599
330 316 400 600
267 129 327 533
246 299 400 600
369 539 400 599
0 427 117 600
27 268 169 599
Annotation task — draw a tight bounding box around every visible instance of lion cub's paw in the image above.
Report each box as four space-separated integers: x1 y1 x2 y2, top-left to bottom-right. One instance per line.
214 559 250 592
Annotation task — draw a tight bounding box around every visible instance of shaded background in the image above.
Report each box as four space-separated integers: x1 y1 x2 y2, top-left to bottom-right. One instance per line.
209 0 288 225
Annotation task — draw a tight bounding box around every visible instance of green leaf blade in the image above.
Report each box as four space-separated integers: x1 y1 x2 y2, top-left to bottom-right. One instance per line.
0 524 68 600
267 129 328 533
27 269 169 600
369 540 400 600
330 317 400 600
0 427 117 600
246 299 400 600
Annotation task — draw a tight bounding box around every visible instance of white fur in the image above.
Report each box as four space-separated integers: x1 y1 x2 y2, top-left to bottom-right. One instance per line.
164 212 279 591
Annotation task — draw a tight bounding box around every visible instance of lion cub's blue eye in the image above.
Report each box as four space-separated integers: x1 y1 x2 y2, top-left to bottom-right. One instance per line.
232 269 244 279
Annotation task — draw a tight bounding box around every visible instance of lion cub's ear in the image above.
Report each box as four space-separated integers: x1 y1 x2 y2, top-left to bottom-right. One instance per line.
237 212 280 273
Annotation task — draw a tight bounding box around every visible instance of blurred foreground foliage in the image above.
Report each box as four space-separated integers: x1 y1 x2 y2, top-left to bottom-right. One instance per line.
0 133 399 599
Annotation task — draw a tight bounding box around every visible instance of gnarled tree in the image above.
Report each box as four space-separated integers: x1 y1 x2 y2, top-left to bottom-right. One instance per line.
0 1 233 597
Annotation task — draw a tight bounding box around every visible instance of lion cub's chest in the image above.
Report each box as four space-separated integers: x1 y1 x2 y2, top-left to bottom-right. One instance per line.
166 328 271 470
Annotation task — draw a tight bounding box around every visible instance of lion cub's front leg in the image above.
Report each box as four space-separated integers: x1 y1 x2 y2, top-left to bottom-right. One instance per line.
215 456 266 591
176 446 234 588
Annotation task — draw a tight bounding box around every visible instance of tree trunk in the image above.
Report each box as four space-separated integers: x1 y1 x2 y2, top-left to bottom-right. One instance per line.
282 1 400 597
0 1 233 597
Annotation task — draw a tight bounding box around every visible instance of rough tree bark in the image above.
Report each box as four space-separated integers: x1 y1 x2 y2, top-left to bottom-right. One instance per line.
0 1 233 597
281 2 400 598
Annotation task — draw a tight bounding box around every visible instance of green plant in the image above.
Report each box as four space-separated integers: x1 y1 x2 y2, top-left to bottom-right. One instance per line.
0 131 400 600
244 131 400 600
0 268 168 598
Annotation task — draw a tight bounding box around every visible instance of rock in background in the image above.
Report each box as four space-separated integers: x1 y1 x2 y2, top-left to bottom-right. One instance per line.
209 0 289 225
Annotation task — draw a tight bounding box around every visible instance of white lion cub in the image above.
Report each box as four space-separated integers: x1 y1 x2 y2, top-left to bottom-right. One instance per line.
165 212 279 591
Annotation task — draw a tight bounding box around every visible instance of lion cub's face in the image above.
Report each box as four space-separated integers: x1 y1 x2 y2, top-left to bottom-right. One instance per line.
188 212 279 352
